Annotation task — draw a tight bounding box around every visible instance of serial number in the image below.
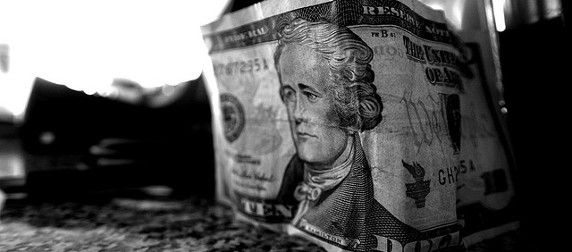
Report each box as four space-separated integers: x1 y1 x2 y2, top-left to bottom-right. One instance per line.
213 58 270 76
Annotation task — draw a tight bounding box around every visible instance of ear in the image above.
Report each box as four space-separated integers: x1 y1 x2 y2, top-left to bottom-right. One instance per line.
356 84 383 131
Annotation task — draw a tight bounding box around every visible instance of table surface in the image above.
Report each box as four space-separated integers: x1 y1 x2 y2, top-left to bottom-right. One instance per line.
0 188 517 252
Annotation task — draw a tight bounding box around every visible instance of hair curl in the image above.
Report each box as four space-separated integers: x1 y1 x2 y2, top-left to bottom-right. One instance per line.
275 18 383 132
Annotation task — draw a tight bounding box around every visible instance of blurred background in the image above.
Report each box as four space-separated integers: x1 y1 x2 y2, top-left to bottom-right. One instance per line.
0 1 569 250
0 0 232 198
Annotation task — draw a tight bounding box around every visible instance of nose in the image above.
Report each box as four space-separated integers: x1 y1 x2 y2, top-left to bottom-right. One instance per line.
293 94 307 125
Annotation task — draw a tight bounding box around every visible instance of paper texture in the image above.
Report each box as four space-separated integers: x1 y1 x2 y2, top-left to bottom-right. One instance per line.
454 29 518 246
200 0 516 251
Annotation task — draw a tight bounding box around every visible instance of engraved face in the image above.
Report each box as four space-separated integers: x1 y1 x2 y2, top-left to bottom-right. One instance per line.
278 44 350 169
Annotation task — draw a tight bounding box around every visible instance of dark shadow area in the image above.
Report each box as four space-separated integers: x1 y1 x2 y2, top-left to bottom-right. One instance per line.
499 12 570 252
3 75 215 200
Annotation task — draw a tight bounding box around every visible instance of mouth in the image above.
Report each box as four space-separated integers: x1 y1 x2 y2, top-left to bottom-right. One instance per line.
297 131 317 139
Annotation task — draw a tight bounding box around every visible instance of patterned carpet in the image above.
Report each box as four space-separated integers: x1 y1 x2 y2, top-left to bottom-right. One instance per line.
0 188 517 252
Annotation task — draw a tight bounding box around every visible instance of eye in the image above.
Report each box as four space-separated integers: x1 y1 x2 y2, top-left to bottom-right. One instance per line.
304 91 319 102
298 83 322 103
280 86 296 103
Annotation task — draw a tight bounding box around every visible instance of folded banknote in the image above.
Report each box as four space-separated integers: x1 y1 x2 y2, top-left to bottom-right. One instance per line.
201 0 517 251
